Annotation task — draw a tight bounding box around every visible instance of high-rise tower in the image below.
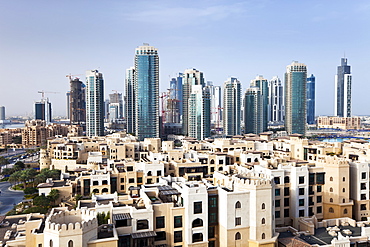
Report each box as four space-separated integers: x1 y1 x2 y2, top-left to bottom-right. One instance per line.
134 44 159 140
86 70 104 137
306 74 316 124
0 106 5 121
268 76 284 124
35 98 52 124
285 61 307 135
182 68 204 136
223 77 241 136
250 76 269 132
125 66 135 134
335 58 352 117
69 78 86 125
244 87 263 134
109 92 123 120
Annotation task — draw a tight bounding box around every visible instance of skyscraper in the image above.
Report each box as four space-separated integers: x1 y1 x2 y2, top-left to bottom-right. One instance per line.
285 61 307 135
125 66 135 134
244 87 263 134
188 85 211 140
335 58 352 117
86 70 104 137
109 92 123 119
134 44 159 140
306 74 316 124
69 77 86 125
250 76 269 132
182 68 204 136
223 77 241 136
209 83 222 130
35 98 52 124
268 76 284 124
165 74 183 124
0 106 5 121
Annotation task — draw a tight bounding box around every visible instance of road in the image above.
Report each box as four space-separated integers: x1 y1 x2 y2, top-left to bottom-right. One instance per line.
0 182 24 215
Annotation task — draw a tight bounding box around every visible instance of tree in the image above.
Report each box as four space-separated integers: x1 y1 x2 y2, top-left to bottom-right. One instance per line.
13 161 25 171
24 187 38 194
1 168 14 176
9 170 22 185
33 195 51 208
47 189 60 206
0 157 9 166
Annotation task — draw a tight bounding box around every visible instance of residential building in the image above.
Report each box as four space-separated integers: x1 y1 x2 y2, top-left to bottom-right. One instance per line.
182 68 205 136
69 77 86 125
223 77 241 136
306 74 316 124
251 76 269 132
285 61 307 135
210 85 222 130
109 92 123 119
335 57 352 117
86 70 104 137
125 66 135 134
268 76 284 124
244 87 263 134
317 116 361 130
134 44 159 140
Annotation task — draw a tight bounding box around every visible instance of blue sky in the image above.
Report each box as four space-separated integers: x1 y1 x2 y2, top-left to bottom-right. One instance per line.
1 0 369 116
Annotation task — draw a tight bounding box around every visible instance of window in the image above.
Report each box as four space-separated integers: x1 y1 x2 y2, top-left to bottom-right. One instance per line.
137 219 149 230
262 203 265 210
68 240 73 247
275 189 281 196
317 196 322 203
120 178 124 183
174 231 182 243
329 207 334 213
137 177 142 183
192 233 203 243
275 211 280 218
284 198 289 207
361 194 367 200
192 218 203 228
155 231 166 241
284 209 290 217
330 198 333 202
361 183 367 190
284 176 290 183
157 170 162 176
235 201 241 208
299 176 304 184
317 206 322 214
343 188 345 192
129 178 135 183
50 240 53 247
174 216 182 228
156 216 165 229
209 241 215 247
127 166 133 172
262 218 265 224
330 187 333 192
235 217 241 226
102 180 108 185
262 233 265 239
93 181 99 186
209 197 217 208
342 177 345 182
309 207 314 216
284 187 290 196
309 173 315 185
194 202 202 214
275 200 280 207
299 188 305 195
299 199 304 206
235 232 241 240
317 185 322 192
330 177 333 181
147 178 152 184
362 172 367 179
299 210 305 217
209 212 217 224
316 173 325 184
120 185 125 190
274 177 280 184
344 209 348 214
208 226 215 238
361 204 367 210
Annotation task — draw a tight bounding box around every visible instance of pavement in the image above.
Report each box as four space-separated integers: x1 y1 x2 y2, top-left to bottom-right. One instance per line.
0 182 24 215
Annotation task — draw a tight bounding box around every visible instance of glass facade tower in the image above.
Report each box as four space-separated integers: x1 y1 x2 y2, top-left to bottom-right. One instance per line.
244 87 263 134
250 76 269 132
306 74 315 124
285 62 307 135
335 58 352 117
86 70 104 137
134 44 159 140
223 77 241 136
268 76 284 124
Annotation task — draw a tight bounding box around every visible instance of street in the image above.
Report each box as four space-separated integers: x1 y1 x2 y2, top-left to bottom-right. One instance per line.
0 182 24 215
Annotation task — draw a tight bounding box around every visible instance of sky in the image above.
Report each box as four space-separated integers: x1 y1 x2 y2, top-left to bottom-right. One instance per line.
0 0 370 117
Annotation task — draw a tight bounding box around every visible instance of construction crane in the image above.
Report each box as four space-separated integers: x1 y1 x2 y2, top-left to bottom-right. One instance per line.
38 91 60 99
66 74 84 81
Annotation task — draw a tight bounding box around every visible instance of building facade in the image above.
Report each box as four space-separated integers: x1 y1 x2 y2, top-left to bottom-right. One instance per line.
0 106 5 120
223 77 241 136
134 44 159 140
268 76 284 124
251 76 269 132
306 74 315 124
125 66 135 134
69 77 86 125
244 87 263 134
109 92 123 120
35 98 52 125
335 58 352 118
285 61 307 135
86 70 104 137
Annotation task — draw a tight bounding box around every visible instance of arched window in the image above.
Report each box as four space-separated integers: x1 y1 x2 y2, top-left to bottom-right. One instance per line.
92 189 99 194
343 188 345 192
235 201 241 209
210 159 215 164
330 187 333 192
330 177 333 181
330 198 333 202
262 203 265 210
192 218 203 228
344 209 348 214
343 198 345 203
343 177 345 182
147 171 152 176
68 240 73 247
329 207 334 213
235 232 241 240
284 176 290 183
262 233 265 239
102 188 109 193
218 167 223 171
262 218 265 224
50 240 53 247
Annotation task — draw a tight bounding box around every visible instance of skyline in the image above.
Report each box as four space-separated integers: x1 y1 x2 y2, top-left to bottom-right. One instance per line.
1 0 370 116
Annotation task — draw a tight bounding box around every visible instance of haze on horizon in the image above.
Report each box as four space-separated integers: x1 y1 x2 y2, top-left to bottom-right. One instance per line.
0 0 369 117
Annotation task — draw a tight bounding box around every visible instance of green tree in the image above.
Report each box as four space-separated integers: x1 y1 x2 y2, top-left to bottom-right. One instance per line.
47 189 60 206
9 170 22 185
33 195 51 208
13 161 25 171
24 187 38 194
0 157 9 166
1 168 14 176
